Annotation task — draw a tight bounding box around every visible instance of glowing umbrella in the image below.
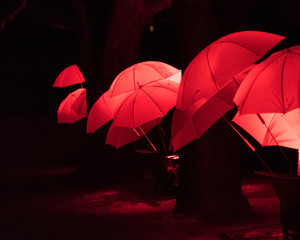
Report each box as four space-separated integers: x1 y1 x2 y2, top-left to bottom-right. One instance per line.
109 61 181 97
57 88 87 123
53 65 85 88
177 31 285 110
234 45 300 115
87 62 181 151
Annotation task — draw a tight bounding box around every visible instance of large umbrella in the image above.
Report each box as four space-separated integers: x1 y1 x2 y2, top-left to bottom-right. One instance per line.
57 88 87 123
53 65 85 88
176 31 285 111
234 45 300 115
109 61 181 97
170 64 254 152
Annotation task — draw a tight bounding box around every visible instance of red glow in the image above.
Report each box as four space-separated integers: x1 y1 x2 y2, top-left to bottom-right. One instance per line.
53 65 85 88
87 61 181 149
57 88 87 123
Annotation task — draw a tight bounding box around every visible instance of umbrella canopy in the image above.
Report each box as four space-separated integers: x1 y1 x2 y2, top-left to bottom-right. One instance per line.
53 65 85 88
170 65 254 152
113 80 179 129
86 90 128 133
177 31 285 110
57 88 87 123
105 119 161 149
109 61 181 97
234 45 300 115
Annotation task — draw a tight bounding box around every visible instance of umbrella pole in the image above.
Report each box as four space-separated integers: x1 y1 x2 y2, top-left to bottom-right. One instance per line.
138 126 157 152
208 102 272 172
156 121 168 155
256 113 294 171
224 118 272 172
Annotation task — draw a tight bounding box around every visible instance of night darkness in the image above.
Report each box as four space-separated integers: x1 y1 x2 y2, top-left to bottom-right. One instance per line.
1 0 300 239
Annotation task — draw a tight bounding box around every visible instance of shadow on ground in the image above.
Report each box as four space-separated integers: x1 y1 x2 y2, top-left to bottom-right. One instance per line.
0 165 281 240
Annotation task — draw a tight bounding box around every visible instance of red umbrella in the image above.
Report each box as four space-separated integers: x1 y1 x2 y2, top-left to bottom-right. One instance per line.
105 119 161 149
86 90 128 133
234 45 300 115
177 31 285 110
53 65 85 88
57 88 87 123
170 65 254 152
109 61 181 97
87 62 181 151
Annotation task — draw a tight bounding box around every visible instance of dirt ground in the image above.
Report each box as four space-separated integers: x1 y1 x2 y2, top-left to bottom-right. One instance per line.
0 165 281 240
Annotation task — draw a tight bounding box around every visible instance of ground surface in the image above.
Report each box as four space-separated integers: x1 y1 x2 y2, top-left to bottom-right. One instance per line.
0 165 281 240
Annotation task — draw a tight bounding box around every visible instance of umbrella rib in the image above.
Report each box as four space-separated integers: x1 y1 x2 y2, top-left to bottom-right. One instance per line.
143 62 174 80
215 40 264 57
238 53 283 113
101 93 114 116
206 46 219 91
140 87 165 115
113 91 135 124
110 66 132 95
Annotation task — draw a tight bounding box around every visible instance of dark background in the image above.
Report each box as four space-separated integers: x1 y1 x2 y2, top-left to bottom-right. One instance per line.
1 0 300 171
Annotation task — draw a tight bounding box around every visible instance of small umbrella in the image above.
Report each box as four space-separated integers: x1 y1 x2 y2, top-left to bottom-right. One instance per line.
234 45 300 115
177 31 285 110
109 61 181 97
105 119 161 149
53 65 85 88
86 90 128 133
57 88 87 123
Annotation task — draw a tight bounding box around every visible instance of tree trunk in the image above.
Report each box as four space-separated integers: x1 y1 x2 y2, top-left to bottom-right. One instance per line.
173 111 250 218
78 0 172 182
